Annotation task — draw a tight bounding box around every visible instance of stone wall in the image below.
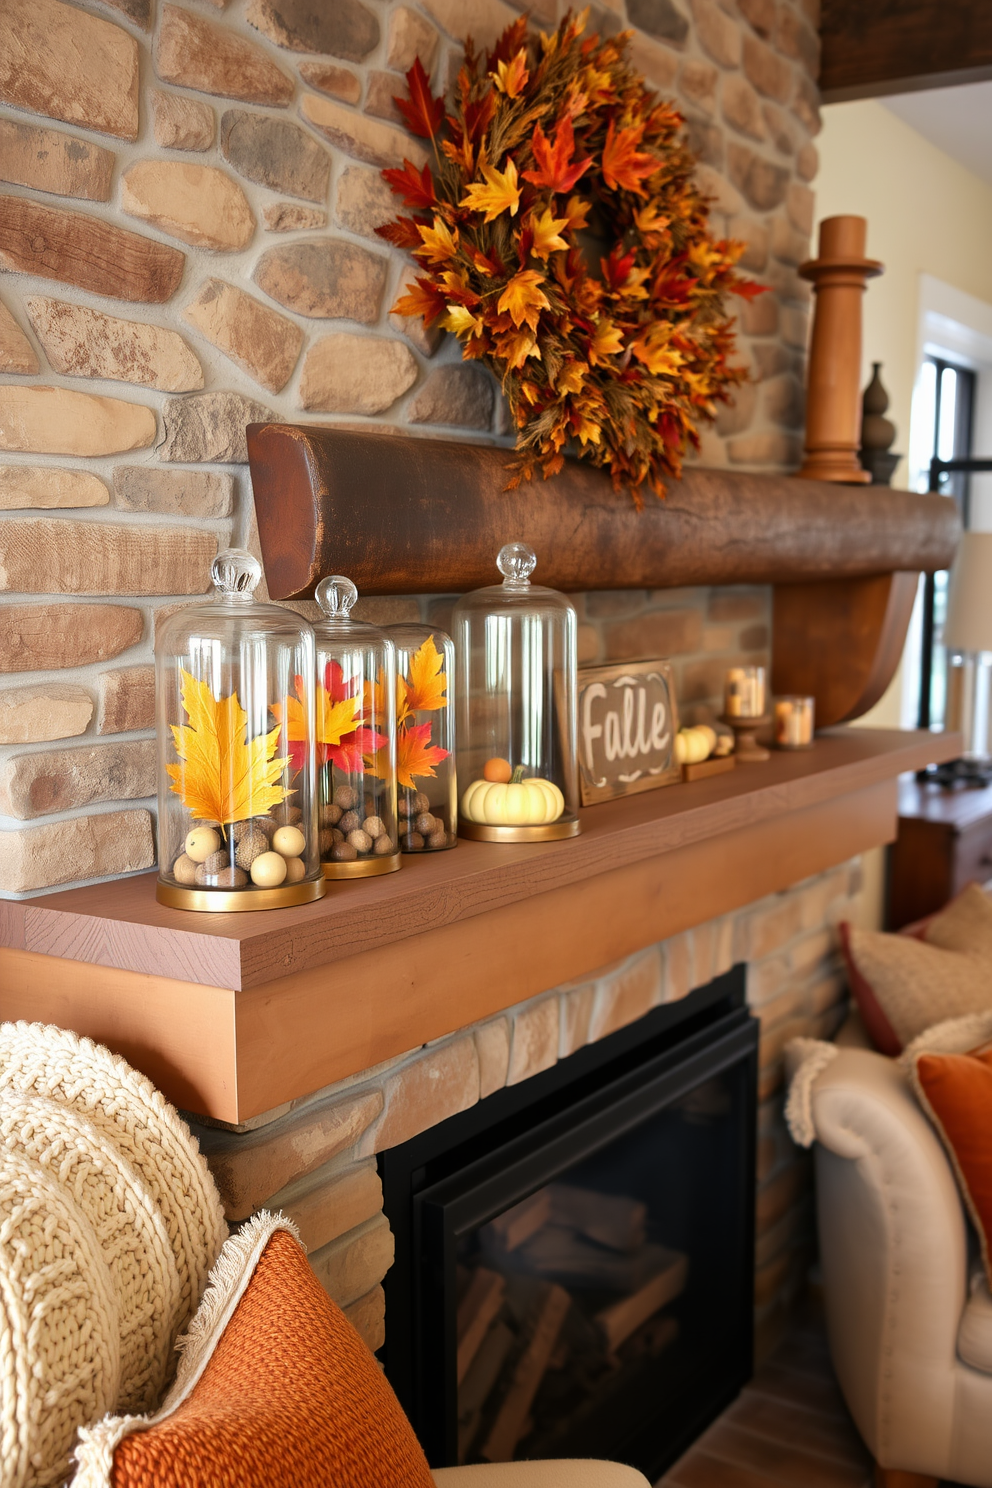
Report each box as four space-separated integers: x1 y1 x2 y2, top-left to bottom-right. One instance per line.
0 0 818 896
190 857 858 1361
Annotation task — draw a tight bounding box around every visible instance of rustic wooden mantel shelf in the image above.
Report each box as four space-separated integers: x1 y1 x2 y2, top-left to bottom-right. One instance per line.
0 727 958 1123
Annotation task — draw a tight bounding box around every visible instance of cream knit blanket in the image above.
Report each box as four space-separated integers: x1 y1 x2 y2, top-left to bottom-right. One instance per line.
0 1021 227 1488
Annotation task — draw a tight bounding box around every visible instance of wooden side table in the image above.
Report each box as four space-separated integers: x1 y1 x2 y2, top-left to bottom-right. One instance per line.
887 774 992 928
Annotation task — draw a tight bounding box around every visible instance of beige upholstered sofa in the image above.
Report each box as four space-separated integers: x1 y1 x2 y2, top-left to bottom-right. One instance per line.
810 1045 992 1488
434 1464 649 1485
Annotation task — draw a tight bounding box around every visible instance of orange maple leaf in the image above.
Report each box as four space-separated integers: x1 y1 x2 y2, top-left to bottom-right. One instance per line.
416 216 459 264
601 120 660 195
460 156 521 223
521 117 592 194
391 276 447 324
529 207 569 260
497 327 541 369
498 269 550 330
402 634 448 714
396 721 450 788
492 49 529 98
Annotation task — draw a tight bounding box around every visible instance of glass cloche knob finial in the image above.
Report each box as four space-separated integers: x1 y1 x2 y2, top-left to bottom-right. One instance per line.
315 574 359 618
497 542 537 586
211 549 262 596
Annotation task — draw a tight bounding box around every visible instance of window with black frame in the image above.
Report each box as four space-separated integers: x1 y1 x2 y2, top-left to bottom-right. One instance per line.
914 356 976 728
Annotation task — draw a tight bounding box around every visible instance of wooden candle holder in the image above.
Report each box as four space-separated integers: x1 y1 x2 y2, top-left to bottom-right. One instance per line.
722 713 771 764
797 215 882 485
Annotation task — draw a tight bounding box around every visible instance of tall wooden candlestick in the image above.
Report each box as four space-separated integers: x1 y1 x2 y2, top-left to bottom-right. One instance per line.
797 215 882 484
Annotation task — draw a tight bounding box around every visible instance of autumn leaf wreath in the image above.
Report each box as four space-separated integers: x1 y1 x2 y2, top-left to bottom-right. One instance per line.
379 9 764 505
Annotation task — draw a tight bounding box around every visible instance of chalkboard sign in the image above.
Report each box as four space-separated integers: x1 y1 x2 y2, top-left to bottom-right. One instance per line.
577 660 681 805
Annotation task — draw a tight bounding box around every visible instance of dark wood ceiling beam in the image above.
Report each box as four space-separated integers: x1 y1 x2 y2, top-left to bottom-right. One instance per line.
820 0 992 102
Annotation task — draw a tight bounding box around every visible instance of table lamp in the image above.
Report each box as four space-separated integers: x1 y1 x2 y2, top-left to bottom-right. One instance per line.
943 532 992 763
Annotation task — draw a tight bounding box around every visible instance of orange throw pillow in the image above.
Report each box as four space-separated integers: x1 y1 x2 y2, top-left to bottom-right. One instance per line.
911 1043 992 1288
75 1217 435 1488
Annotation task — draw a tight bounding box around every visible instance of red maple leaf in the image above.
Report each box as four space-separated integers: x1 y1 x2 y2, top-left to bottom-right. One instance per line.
730 278 769 301
375 216 426 249
487 13 528 69
522 117 592 194
601 120 659 195
394 57 445 140
396 722 450 788
382 158 436 210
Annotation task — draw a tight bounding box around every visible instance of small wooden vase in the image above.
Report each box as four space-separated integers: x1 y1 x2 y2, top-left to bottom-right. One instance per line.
722 713 771 763
797 216 882 485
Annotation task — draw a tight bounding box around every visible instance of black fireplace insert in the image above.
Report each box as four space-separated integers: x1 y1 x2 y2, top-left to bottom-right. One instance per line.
380 966 758 1481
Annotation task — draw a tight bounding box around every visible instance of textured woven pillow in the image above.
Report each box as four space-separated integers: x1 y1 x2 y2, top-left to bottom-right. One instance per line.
840 884 992 1053
0 1021 227 1488
75 1214 437 1488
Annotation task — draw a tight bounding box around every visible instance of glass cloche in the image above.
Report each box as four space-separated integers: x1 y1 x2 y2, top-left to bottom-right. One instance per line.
155 549 324 911
312 576 400 878
388 624 457 852
452 542 580 842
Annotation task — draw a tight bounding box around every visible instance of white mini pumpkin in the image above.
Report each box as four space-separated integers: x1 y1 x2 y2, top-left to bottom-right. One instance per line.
461 774 565 825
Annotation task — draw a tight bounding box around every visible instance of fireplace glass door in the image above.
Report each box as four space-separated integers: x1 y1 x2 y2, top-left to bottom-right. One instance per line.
381 973 757 1481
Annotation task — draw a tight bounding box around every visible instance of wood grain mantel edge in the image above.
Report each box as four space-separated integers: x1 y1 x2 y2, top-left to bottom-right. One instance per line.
0 729 960 995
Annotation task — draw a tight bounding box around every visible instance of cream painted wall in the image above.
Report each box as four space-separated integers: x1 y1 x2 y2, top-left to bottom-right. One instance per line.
814 100 992 926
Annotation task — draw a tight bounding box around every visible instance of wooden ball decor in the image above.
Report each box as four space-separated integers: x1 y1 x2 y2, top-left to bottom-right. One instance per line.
250 851 289 888
797 216 882 485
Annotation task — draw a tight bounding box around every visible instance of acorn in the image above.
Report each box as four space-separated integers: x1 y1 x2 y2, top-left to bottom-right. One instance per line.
362 816 384 840
330 841 358 862
271 802 303 826
415 812 436 836
235 829 270 871
203 867 248 889
347 828 372 854
374 833 395 856
333 784 359 810
172 853 197 885
319 802 343 827
412 791 430 814
339 810 362 834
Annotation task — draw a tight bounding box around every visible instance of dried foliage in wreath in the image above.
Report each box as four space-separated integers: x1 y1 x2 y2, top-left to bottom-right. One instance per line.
379 10 764 505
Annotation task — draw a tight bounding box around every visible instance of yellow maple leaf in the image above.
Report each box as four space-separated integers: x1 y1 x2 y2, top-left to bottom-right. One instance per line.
460 156 521 223
530 207 570 261
416 216 459 264
443 304 485 338
557 359 588 395
492 50 529 98
588 318 624 364
167 668 290 826
498 269 551 330
631 326 685 376
402 634 448 714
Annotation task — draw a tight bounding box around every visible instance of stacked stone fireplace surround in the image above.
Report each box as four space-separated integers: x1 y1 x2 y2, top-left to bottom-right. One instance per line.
0 0 831 1379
